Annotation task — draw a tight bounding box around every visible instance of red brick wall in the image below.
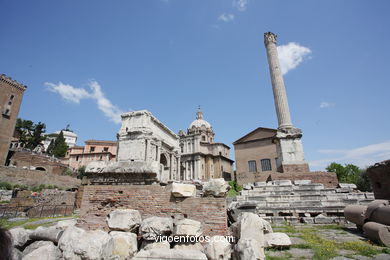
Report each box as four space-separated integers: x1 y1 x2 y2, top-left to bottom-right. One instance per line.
78 185 228 237
271 171 338 188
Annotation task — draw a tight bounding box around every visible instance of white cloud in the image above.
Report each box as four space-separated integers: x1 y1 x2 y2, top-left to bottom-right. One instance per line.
218 13 235 22
45 80 124 124
310 141 390 169
233 0 249 11
277 42 311 75
319 102 334 108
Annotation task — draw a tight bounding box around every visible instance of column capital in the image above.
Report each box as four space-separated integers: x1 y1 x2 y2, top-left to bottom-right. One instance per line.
264 32 277 46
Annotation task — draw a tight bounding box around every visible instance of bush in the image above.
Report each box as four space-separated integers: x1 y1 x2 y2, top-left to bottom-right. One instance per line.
228 181 243 197
63 168 74 176
0 182 13 190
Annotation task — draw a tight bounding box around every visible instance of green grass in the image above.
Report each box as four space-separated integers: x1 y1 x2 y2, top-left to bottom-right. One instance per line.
0 215 77 229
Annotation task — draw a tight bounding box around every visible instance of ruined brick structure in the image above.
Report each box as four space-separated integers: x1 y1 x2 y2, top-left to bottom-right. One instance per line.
78 184 228 237
0 74 26 166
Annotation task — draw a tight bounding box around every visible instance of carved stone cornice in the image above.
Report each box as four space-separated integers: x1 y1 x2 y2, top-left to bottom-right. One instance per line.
0 74 27 91
264 32 277 46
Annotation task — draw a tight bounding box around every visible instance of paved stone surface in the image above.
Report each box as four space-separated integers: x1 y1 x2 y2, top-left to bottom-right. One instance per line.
265 224 390 260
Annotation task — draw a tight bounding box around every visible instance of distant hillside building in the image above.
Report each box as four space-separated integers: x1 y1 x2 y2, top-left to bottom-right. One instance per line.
178 109 234 181
43 128 78 151
64 140 117 170
0 74 27 165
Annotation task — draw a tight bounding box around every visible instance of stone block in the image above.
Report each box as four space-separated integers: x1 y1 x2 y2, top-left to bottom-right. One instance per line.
172 183 196 198
110 231 138 259
205 235 232 260
133 249 208 260
203 178 230 197
272 217 285 224
273 180 292 186
302 217 314 224
294 180 312 185
254 182 267 187
107 209 142 232
338 183 357 189
174 218 203 236
314 214 334 224
140 216 173 240
264 232 292 248
234 238 265 260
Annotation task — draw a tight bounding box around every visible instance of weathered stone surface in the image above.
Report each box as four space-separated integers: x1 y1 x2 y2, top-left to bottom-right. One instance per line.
294 180 311 185
12 248 23 260
260 218 273 234
302 217 314 224
140 216 173 240
107 209 142 232
254 182 267 187
141 241 170 250
55 219 77 230
338 183 357 189
314 214 334 224
174 218 203 236
23 241 53 256
58 226 85 260
29 226 63 243
264 232 292 248
233 213 264 246
110 231 138 259
9 228 31 249
23 243 61 260
72 230 113 260
243 184 253 190
171 183 196 197
205 236 232 260
133 249 207 260
273 180 292 186
203 178 230 197
234 238 265 260
174 242 204 252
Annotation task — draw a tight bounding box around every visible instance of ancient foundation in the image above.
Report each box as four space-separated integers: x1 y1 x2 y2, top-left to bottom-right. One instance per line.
229 180 373 224
77 184 228 237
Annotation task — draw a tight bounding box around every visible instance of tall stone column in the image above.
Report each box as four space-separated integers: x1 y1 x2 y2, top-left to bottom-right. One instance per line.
264 32 293 129
264 32 309 173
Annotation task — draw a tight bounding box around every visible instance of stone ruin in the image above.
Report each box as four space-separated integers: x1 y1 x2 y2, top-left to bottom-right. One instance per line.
9 197 291 260
85 110 181 185
229 179 374 225
344 160 390 247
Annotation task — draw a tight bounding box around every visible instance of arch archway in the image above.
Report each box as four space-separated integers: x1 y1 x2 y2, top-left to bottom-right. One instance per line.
35 167 46 171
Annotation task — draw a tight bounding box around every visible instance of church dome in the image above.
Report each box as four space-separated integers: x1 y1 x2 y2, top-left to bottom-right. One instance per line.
189 110 212 130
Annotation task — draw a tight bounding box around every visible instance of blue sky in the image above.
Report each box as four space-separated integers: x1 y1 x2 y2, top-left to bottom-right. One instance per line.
1 0 389 170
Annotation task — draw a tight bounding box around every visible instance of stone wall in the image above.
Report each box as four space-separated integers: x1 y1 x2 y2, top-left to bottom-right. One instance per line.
367 160 390 199
8 151 68 175
271 172 338 188
78 184 228 237
0 166 80 189
236 171 338 188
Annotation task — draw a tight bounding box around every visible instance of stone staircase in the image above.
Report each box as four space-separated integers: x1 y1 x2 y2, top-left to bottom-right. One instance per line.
228 180 374 224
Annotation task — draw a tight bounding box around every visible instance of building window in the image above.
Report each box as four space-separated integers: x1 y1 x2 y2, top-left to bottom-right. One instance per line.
103 147 108 152
202 136 206 141
261 159 272 171
90 146 95 152
248 160 257 172
76 156 79 161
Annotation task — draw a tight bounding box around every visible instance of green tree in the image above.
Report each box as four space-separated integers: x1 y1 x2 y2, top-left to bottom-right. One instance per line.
50 131 68 158
77 166 86 179
15 118 46 149
46 139 55 155
326 162 371 191
326 162 361 183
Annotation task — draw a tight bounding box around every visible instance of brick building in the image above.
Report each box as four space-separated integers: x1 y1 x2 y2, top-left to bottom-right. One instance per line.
0 74 27 166
64 140 117 170
233 127 278 181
